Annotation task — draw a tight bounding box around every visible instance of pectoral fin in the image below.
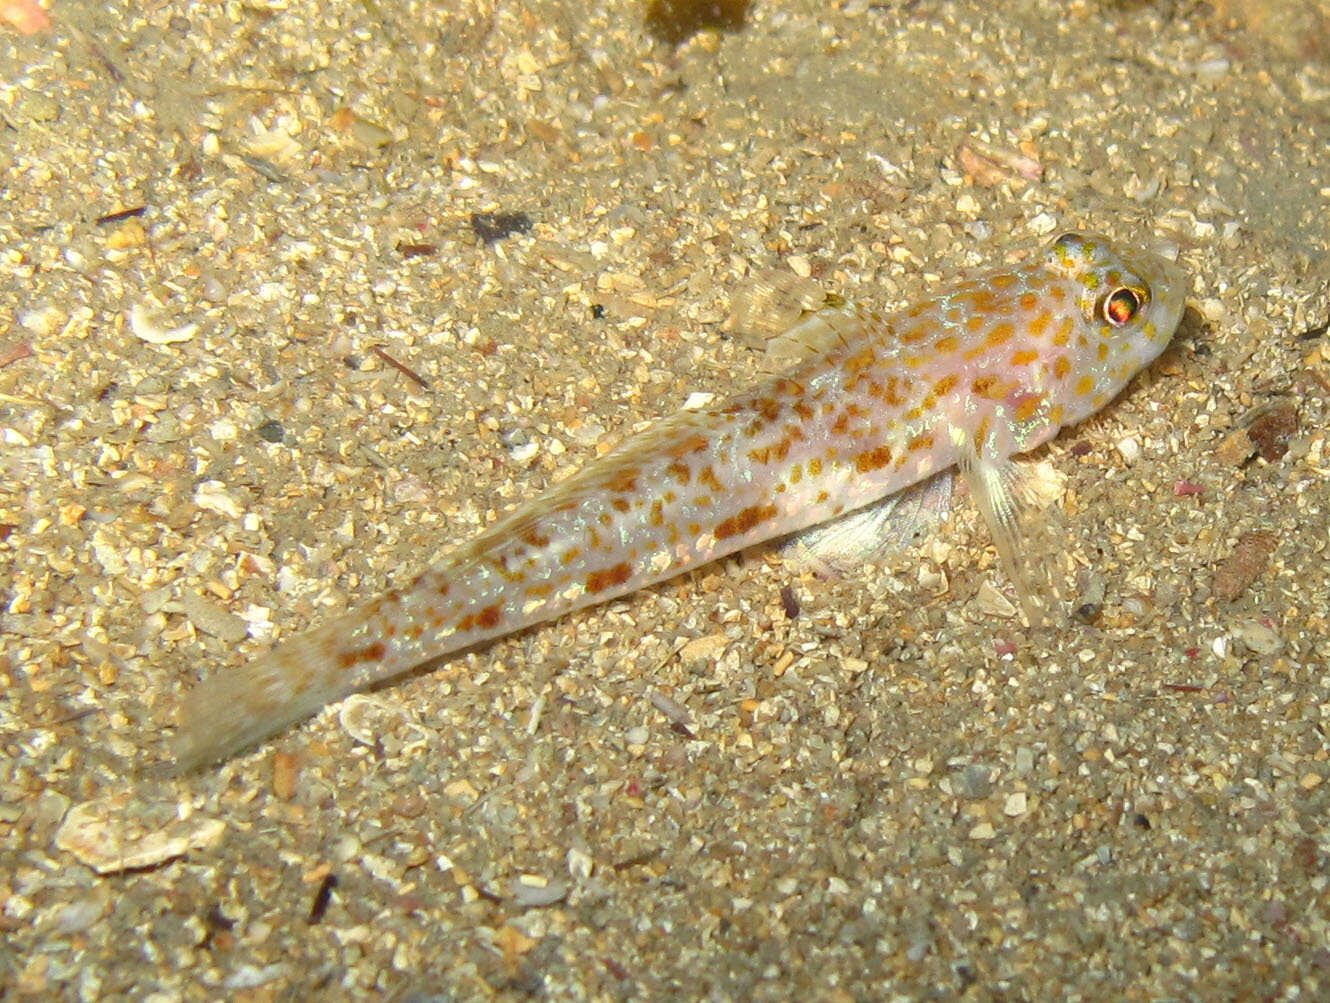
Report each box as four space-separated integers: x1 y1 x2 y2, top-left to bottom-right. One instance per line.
784 471 954 575
959 451 1068 627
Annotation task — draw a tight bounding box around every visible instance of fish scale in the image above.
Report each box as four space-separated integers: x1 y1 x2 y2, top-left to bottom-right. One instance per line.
175 231 1186 769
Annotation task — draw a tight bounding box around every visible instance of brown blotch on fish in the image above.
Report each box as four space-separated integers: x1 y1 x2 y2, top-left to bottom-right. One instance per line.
756 396 783 424
605 469 639 494
667 433 710 458
585 562 634 594
459 604 503 631
338 641 387 669
521 527 551 548
714 502 778 540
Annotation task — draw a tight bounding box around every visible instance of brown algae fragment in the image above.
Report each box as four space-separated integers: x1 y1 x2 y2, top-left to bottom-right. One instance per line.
1213 530 1278 601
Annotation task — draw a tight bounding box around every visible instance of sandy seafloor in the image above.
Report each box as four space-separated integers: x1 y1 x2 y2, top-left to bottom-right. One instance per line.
3 0 1330 998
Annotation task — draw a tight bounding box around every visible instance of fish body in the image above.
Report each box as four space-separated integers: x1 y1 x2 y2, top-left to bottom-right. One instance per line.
175 231 1186 768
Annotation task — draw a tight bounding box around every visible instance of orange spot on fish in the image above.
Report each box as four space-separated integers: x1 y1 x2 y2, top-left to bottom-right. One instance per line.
972 375 1002 399
854 445 894 473
959 287 998 313
1011 349 1039 366
1014 393 1044 423
844 346 878 372
907 433 934 452
985 321 1015 348
1053 316 1073 346
1053 355 1071 379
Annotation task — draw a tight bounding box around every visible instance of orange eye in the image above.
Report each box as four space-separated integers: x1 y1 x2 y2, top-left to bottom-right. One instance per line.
1102 287 1144 327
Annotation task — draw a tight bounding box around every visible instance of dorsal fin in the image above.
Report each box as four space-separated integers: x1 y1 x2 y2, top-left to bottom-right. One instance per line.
727 269 870 368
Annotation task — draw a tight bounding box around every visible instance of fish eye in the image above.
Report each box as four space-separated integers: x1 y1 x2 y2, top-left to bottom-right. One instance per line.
1102 286 1145 327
